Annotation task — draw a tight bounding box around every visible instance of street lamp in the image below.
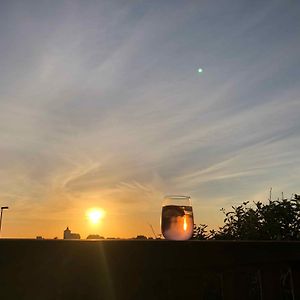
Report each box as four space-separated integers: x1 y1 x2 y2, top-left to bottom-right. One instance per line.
0 206 9 234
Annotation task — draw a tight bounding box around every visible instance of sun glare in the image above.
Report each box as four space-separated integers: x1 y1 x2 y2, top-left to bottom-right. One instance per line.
86 208 105 224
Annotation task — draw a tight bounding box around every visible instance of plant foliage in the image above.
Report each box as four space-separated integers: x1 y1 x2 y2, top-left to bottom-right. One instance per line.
193 194 300 240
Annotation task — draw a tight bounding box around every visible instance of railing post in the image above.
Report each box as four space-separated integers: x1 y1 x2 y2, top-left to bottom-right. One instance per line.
222 269 261 300
291 265 300 300
259 268 282 300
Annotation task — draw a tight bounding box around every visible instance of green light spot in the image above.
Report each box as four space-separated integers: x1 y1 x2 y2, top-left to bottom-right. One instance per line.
198 68 203 73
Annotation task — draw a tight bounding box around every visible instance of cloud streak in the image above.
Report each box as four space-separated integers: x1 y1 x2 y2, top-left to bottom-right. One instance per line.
0 0 300 237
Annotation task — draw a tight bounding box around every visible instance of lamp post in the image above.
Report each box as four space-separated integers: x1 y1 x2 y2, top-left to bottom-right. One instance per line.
0 206 9 234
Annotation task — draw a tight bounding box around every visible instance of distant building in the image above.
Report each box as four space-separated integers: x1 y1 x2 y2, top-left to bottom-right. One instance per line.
86 234 104 239
63 227 81 239
36 236 44 240
135 235 147 240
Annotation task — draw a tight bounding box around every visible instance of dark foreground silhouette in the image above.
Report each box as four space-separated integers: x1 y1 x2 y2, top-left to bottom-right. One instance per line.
0 239 300 300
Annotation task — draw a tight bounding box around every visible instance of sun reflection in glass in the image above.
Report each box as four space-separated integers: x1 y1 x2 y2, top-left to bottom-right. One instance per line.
183 215 187 231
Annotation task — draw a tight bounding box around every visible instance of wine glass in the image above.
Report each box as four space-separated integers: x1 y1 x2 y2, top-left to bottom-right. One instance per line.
161 195 194 240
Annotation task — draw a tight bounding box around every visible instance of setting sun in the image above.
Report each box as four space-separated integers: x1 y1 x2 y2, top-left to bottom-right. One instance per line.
86 208 106 224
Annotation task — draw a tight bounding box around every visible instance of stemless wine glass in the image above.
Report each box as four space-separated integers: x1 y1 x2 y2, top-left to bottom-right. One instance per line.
161 195 194 240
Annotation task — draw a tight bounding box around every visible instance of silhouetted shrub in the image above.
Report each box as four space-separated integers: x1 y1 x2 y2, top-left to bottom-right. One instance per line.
193 224 209 240
193 194 300 240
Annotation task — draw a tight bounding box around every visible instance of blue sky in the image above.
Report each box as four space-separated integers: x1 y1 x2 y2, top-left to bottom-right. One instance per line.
0 0 300 238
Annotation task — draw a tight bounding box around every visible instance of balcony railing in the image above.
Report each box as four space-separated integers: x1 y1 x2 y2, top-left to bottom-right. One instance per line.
0 240 300 300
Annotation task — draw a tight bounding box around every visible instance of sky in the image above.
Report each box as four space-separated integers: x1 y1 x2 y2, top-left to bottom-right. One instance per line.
0 0 300 238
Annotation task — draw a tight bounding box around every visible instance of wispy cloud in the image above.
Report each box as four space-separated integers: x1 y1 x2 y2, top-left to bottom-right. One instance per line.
0 0 300 237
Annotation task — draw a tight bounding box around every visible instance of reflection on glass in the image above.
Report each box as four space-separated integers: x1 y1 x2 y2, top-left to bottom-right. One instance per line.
161 195 194 240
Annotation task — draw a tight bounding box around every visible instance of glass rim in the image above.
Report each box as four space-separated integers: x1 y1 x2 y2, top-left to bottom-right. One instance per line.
163 195 191 200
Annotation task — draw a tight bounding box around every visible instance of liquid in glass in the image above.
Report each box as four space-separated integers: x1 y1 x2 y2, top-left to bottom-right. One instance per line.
161 196 194 240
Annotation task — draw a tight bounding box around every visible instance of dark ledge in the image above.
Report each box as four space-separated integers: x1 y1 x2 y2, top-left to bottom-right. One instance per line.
1 239 300 300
